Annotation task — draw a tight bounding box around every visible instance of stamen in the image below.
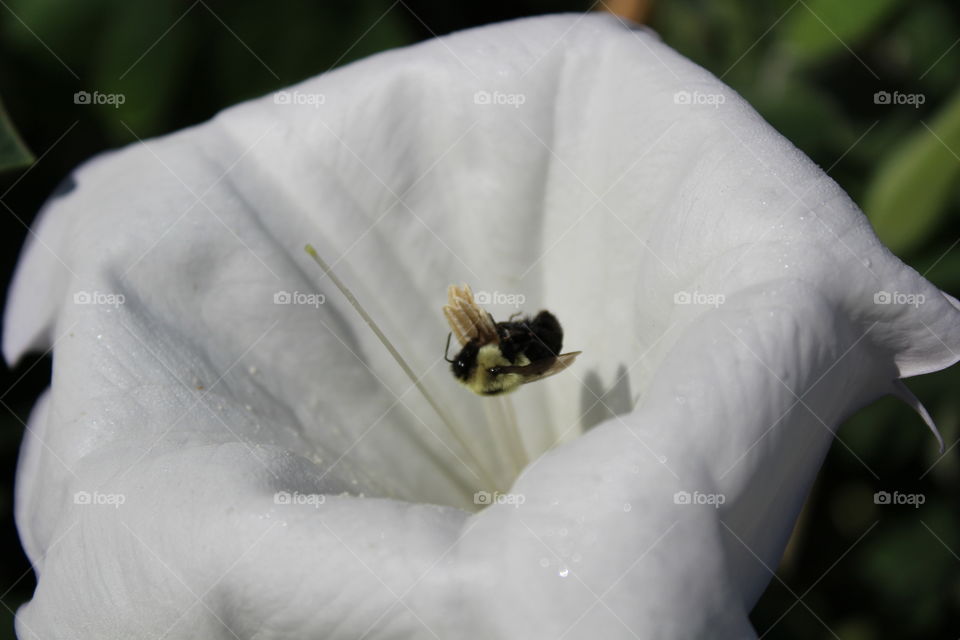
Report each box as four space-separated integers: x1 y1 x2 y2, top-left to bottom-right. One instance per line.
304 244 500 494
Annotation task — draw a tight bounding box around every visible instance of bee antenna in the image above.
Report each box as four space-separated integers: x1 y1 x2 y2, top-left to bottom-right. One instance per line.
444 332 455 363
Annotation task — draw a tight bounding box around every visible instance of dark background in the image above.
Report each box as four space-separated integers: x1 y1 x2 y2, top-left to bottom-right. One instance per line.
1 1 958 638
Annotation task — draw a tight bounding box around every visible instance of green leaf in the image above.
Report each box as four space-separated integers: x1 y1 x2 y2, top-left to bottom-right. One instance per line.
92 1 195 142
0 97 34 172
780 0 901 65
864 88 960 255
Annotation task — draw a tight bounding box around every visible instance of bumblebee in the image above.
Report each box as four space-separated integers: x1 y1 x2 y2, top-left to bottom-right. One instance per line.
442 284 581 395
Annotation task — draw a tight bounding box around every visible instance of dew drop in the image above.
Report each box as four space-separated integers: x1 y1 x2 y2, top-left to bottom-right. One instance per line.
558 566 569 578
539 557 550 568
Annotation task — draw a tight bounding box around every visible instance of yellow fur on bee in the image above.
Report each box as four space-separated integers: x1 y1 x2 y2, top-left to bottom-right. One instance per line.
462 344 531 395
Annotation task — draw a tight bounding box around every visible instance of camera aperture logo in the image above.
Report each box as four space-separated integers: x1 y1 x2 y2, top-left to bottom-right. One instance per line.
873 90 925 108
473 290 526 308
73 290 125 308
474 490 525 507
473 90 526 108
873 490 924 509
673 490 725 508
74 90 125 108
873 290 925 308
673 290 725 308
274 290 325 308
273 90 326 108
673 90 726 108
274 490 326 508
73 490 126 509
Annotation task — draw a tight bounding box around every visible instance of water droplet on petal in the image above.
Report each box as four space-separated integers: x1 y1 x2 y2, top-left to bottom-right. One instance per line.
558 566 569 578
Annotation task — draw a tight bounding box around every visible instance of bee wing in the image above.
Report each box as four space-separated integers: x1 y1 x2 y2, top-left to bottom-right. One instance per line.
499 351 582 384
443 284 499 346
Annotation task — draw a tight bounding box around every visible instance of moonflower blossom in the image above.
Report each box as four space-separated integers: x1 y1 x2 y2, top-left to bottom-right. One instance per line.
5 13 959 640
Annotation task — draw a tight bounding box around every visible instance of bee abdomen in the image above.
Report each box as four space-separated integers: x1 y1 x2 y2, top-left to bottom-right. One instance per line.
525 310 563 360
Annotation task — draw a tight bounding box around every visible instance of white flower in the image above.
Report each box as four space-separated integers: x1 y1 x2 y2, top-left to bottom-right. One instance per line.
5 14 959 640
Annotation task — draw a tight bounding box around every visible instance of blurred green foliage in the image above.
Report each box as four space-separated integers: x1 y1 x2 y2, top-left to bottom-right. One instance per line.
865 88 960 254
0 99 32 171
778 0 902 65
0 1 958 639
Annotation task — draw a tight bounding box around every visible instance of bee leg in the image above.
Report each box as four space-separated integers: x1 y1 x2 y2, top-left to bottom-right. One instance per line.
443 332 455 363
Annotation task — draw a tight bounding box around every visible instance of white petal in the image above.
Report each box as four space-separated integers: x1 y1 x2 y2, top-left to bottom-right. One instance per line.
6 13 959 639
